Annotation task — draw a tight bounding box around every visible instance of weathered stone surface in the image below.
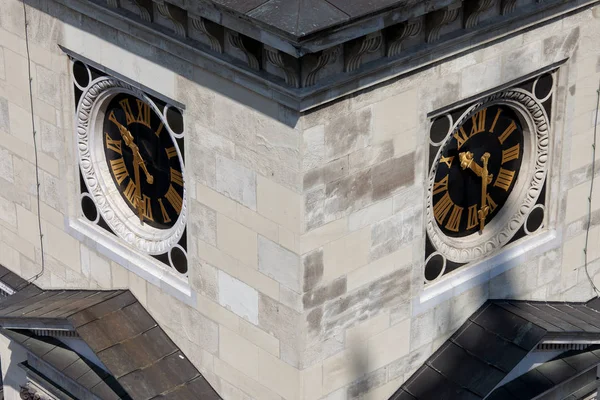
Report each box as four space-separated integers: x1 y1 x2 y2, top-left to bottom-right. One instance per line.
0 147 14 183
190 200 217 246
371 152 415 201
324 107 371 161
302 125 324 172
305 186 325 231
259 294 300 367
324 169 372 222
36 64 62 105
39 119 62 159
387 343 431 381
303 156 348 191
346 366 386 399
349 140 394 174
370 212 416 262
190 259 218 301
0 97 9 134
303 248 324 292
41 170 63 212
303 277 346 309
259 236 301 293
216 155 257 210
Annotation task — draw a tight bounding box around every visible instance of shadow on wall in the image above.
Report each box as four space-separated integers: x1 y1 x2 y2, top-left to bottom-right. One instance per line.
3 340 28 400
20 0 300 129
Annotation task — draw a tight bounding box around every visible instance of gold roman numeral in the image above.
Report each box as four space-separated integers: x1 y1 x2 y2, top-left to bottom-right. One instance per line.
136 99 151 128
490 108 502 133
432 175 449 196
119 98 136 125
165 146 177 159
158 198 171 223
445 205 463 232
165 185 183 213
470 109 487 137
440 156 454 168
467 205 479 230
498 120 517 145
501 143 520 164
454 127 469 150
494 168 515 191
155 121 164 137
109 158 129 185
486 193 497 212
123 179 137 206
433 192 454 225
105 133 122 155
170 168 183 186
139 194 153 221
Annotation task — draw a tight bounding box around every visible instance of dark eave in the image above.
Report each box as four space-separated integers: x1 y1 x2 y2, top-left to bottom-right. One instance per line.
0 265 221 400
391 298 600 400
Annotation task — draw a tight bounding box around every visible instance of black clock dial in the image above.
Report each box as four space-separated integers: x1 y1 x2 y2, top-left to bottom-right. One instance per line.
103 93 183 229
431 105 524 237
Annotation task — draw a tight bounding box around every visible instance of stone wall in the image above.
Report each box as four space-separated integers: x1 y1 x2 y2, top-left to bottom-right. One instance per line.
0 1 599 400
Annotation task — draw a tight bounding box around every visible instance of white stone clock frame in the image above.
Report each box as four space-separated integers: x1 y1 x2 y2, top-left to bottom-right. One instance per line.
76 76 188 258
426 88 550 266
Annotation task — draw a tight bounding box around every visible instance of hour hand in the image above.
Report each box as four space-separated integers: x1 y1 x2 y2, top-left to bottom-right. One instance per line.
458 151 493 184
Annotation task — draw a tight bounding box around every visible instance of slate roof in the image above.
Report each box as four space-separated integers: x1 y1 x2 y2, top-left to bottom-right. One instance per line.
0 265 221 400
391 299 600 400
205 0 439 39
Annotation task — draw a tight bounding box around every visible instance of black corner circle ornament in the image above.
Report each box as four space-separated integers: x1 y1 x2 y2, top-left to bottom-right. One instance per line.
73 60 188 275
425 78 551 282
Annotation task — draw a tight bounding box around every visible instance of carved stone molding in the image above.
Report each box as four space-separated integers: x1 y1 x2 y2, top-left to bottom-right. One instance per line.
427 3 461 43
303 47 340 87
465 0 496 28
190 14 223 53
387 18 423 57
124 0 152 22
106 0 118 8
228 32 260 70
501 0 518 15
345 32 383 72
20 387 42 400
265 46 299 88
153 0 186 37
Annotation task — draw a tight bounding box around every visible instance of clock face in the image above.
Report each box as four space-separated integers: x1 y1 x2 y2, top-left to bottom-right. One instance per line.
431 105 524 237
103 93 184 230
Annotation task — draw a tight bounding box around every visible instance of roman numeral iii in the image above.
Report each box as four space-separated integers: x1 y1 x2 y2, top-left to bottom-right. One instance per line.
501 143 520 164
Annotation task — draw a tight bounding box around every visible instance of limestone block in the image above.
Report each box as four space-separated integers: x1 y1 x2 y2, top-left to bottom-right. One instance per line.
196 294 240 333
259 236 301 293
365 376 404 400
345 312 390 345
300 363 323 400
39 119 62 159
489 258 539 299
278 226 298 253
299 217 349 256
214 357 282 400
190 200 217 246
0 48 4 80
196 183 237 217
89 250 111 289
372 89 418 144
190 259 218 301
409 310 435 351
303 156 349 191
0 97 8 134
301 337 344 370
4 49 28 91
371 153 415 201
303 98 351 130
279 285 303 312
189 139 216 188
257 175 302 233
346 365 387 399
387 344 431 381
501 41 542 83
239 319 280 357
258 294 300 366
303 248 324 292
347 245 412 292
254 118 301 166
16 204 37 244
12 157 36 197
236 144 301 192
35 64 62 105
303 277 347 309
542 27 580 65
348 198 393 232
305 186 325 231
9 102 33 145
0 241 21 274
220 326 260 380
322 227 370 283
217 214 258 268
218 270 259 324
461 57 503 98
43 221 80 272
349 141 394 175
370 212 415 262
0 195 17 228
128 271 148 306
40 170 63 212
538 249 562 286
324 107 371 161
216 155 256 210
236 203 280 243
324 170 372 222
258 349 300 400
562 231 587 272
303 125 324 172
322 346 363 394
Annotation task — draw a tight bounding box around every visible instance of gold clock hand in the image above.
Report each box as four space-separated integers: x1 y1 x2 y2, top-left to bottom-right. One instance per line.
458 151 493 184
132 151 144 223
115 125 154 184
478 153 491 232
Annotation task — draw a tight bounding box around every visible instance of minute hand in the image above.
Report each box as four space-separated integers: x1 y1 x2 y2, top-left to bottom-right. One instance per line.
458 151 493 184
114 123 154 185
478 153 491 232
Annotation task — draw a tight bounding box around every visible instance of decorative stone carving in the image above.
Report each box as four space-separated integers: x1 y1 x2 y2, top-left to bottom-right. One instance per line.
425 88 550 264
387 18 423 57
427 3 461 43
153 0 186 37
501 0 517 15
20 387 42 400
303 47 340 87
190 14 223 53
227 32 260 70
125 0 152 22
345 32 383 72
265 46 299 88
465 0 496 28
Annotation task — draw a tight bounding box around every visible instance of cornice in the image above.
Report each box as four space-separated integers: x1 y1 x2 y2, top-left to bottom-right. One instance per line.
54 0 599 111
